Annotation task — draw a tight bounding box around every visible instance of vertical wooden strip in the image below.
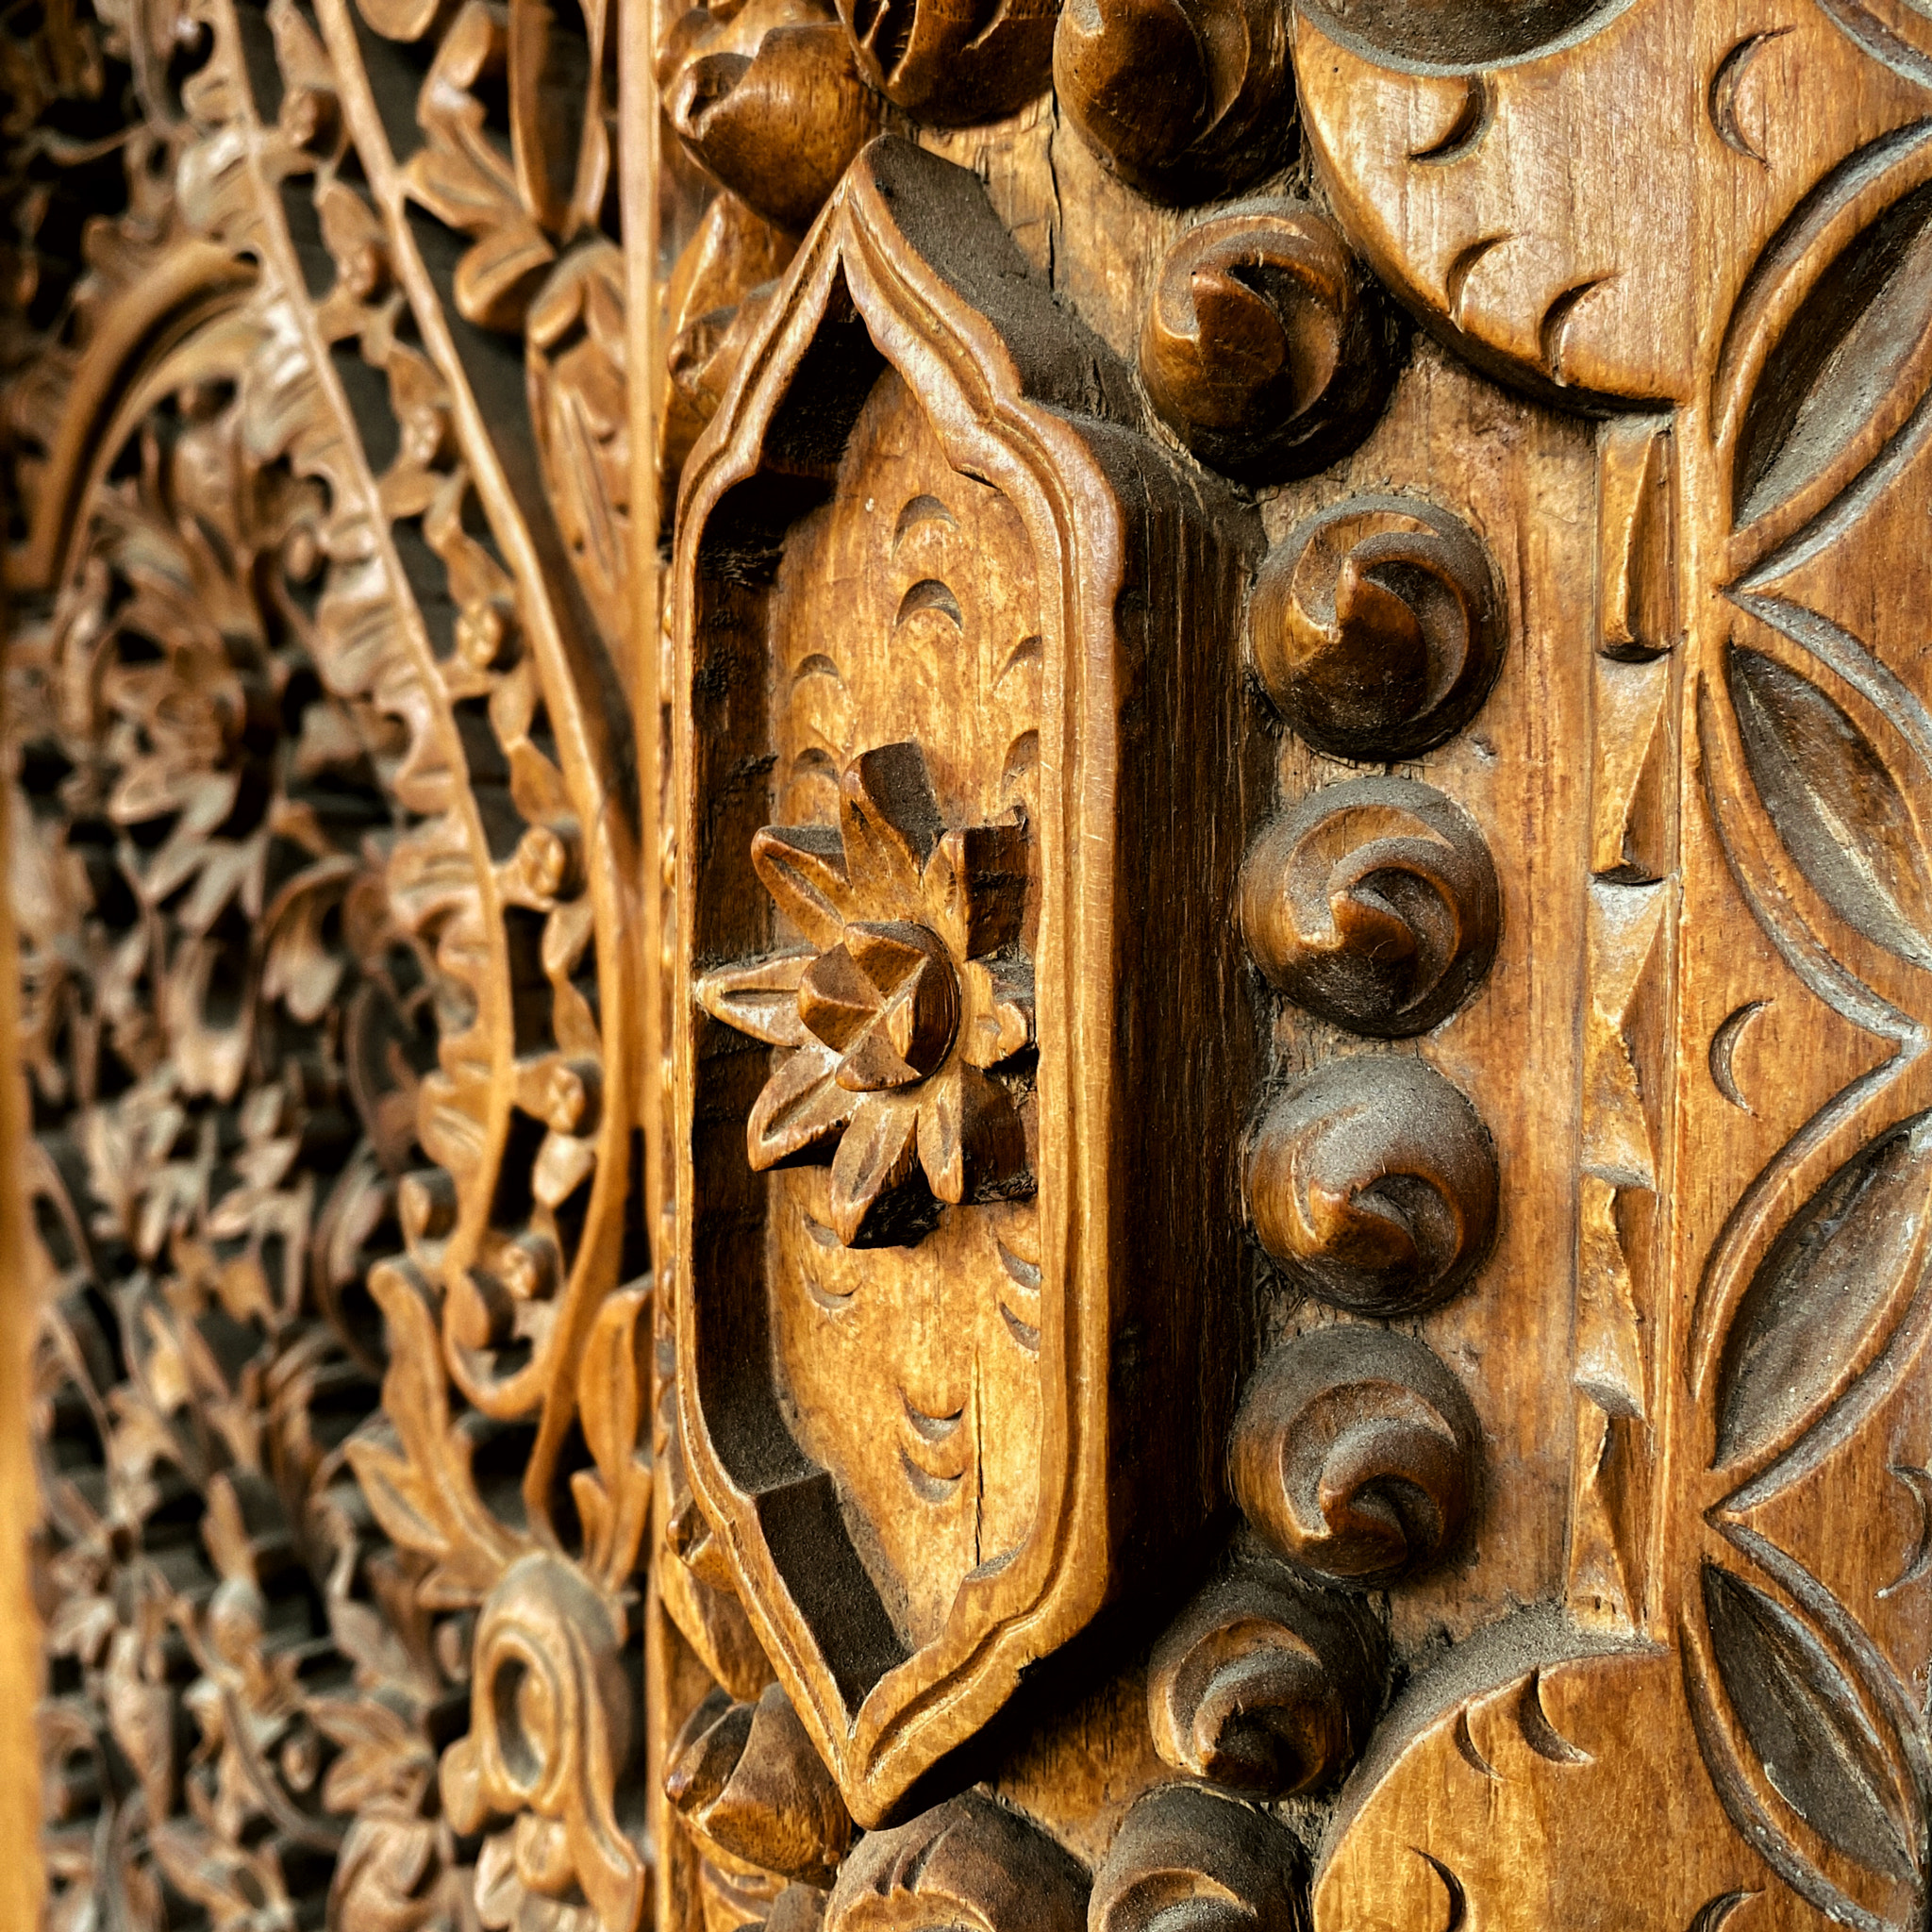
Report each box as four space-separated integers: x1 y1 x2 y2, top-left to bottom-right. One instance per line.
0 680 46 1927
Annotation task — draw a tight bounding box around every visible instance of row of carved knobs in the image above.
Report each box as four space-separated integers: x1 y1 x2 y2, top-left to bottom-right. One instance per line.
659 1314 1482 1914
666 1690 1319 1930
662 0 1293 187
657 19 1402 506
1241 500 1505 1318
670 1702 1329 1932
1189 500 1506 1836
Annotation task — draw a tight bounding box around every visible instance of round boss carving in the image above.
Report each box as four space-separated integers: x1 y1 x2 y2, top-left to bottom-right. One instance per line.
836 0 1060 125
1146 1559 1387 1795
1140 204 1400 484
1246 1054 1498 1317
1091 1782 1308 1932
1241 777 1500 1039
1252 494 1504 762
1231 1324 1483 1590
1054 0 1291 204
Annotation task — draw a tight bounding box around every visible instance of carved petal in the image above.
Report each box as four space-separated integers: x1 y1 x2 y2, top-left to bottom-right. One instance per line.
1725 644 1932 974
753 824 852 953
922 819 1028 958
959 958 1034 1068
748 1043 859 1171
841 743 942 908
1714 1108 1932 1476
1697 1564 1915 1886
698 950 812 1047
917 1064 1029 1208
828 1091 923 1245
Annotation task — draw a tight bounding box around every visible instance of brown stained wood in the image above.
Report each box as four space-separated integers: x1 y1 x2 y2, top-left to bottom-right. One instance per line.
1090 1782 1309 1932
671 134 1257 1827
666 20 882 233
1246 1057 1500 1316
1053 0 1289 204
5 0 649 1919
835 0 1060 125
1145 1554 1386 1796
1240 778 1501 1040
1251 494 1506 763
1139 203 1400 484
0 726 45 1932
1232 1325 1484 1589
8 0 1932 1924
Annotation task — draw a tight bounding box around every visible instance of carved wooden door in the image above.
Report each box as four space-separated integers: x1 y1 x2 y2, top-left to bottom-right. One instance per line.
8 0 1932 1924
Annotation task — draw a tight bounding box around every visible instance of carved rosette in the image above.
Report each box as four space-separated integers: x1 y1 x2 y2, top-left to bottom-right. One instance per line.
695 741 1034 1248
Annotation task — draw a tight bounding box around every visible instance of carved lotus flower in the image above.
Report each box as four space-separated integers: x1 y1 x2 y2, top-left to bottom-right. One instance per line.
696 741 1035 1247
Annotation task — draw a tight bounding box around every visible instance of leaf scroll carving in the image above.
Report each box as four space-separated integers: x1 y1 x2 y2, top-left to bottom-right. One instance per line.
667 19 882 234
665 1684 855 1885
440 1554 649 1931
7 0 653 1918
835 0 1061 125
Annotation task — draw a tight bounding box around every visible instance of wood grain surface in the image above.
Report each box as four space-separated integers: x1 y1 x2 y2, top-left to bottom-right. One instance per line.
3 0 1930 1924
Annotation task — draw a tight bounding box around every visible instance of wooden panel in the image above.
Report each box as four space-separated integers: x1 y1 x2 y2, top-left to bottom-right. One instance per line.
4 0 1931 1926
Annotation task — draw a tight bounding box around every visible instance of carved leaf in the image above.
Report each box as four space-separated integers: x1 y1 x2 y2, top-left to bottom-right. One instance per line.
342 1262 525 1606
1699 1564 1917 1885
1713 1108 1932 1473
1731 176 1932 540
1726 645 1932 974
571 1283 655 1589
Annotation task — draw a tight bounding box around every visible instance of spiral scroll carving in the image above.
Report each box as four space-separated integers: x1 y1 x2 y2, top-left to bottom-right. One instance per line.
824 1791 1090 1931
1246 1056 1498 1316
1054 0 1290 204
666 1684 855 1886
1232 1325 1482 1588
1139 204 1399 484
1090 1784 1309 1932
1147 1556 1388 1795
836 0 1060 125
666 15 882 233
441 1557 648 1931
1241 779 1499 1039
1251 495 1505 762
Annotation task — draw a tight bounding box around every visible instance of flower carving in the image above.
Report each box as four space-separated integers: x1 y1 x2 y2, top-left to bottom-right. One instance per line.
697 741 1035 1246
